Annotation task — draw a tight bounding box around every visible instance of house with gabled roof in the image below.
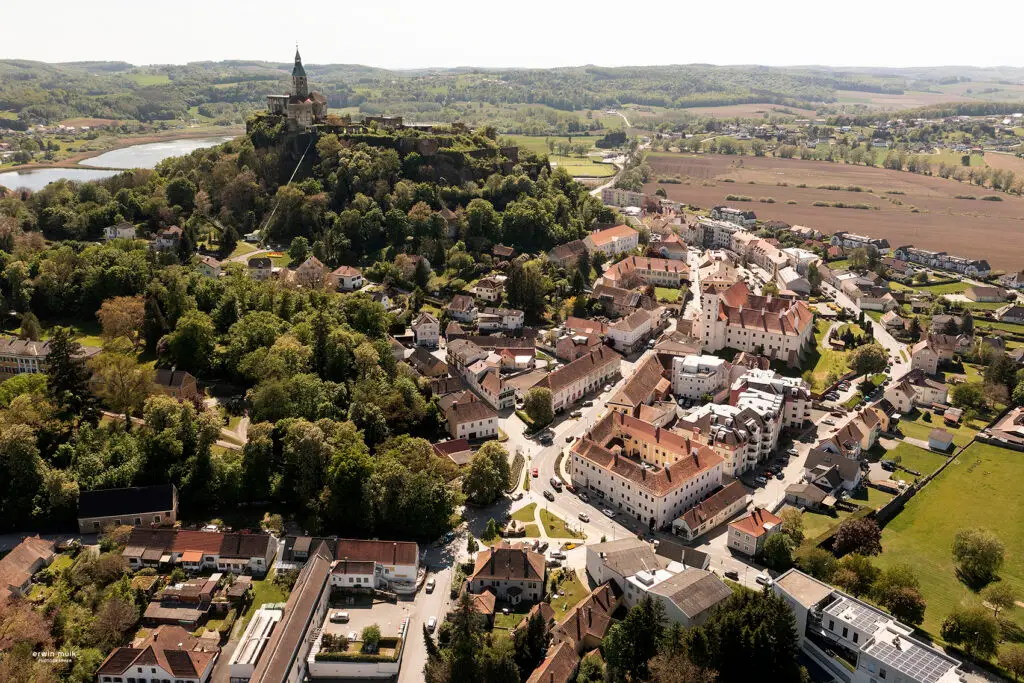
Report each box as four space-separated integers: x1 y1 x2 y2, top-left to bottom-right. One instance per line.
672 480 750 541
328 265 363 291
727 507 780 557
469 541 546 605
196 255 221 278
0 536 55 607
447 294 477 323
584 224 639 257
412 312 440 347
77 483 178 533
96 625 219 683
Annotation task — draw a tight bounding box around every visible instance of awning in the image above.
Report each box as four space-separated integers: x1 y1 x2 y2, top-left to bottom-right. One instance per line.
180 551 203 563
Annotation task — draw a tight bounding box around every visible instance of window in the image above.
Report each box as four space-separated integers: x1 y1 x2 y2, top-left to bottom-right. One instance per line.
154 515 160 523
134 517 142 525
853 633 859 644
842 627 848 638
94 522 101 530
879 669 886 680
828 620 834 630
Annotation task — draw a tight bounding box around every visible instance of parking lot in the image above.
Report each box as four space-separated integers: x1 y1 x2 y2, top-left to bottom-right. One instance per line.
322 596 413 641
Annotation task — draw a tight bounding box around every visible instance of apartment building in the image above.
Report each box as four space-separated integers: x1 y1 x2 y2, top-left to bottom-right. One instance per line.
830 231 890 252
601 187 646 207
569 411 725 528
694 218 744 249
773 569 964 683
122 528 275 576
538 345 622 413
710 206 757 227
730 368 812 429
698 282 814 367
440 390 499 440
670 354 729 400
674 400 779 476
893 245 990 277
584 224 640 257
672 480 750 541
607 308 661 354
96 625 219 683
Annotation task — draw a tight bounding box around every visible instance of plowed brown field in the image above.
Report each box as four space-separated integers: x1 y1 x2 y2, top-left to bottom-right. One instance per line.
645 153 1024 271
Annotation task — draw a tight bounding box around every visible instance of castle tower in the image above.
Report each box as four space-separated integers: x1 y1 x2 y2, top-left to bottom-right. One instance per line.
292 46 309 99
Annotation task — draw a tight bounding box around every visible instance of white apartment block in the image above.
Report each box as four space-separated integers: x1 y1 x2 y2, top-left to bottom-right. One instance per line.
694 218 744 249
710 206 757 228
732 368 812 429
893 245 990 277
675 401 778 476
671 355 728 400
585 224 640 257
774 569 964 683
570 411 725 529
477 307 524 333
601 187 646 207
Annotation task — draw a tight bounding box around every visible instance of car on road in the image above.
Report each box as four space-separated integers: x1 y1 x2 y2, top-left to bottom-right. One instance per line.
578 513 590 523
565 435 575 443
880 460 897 472
603 384 612 392
822 418 836 426
755 476 768 486
582 400 594 407
425 578 435 593
426 616 437 632
330 611 350 623
755 574 773 587
538 541 549 553
546 559 562 568
539 434 553 445
550 551 566 560
543 490 555 501
550 477 562 491
570 410 582 418
579 492 589 503
787 448 798 455
531 468 539 477
602 508 616 518
776 472 784 480
724 570 739 580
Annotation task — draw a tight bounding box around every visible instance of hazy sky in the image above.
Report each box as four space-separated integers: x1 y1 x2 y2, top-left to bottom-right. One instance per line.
5 0 1023 69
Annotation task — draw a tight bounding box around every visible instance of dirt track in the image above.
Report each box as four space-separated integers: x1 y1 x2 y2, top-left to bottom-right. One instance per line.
645 153 1024 271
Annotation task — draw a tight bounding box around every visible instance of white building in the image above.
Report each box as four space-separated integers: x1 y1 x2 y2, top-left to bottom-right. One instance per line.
607 308 659 354
539 345 622 413
731 368 812 429
776 266 811 296
774 569 964 683
104 222 136 241
710 206 756 228
477 307 524 333
440 390 499 440
570 411 725 529
411 312 440 347
229 605 283 683
672 480 750 540
584 224 639 257
671 355 729 400
694 218 744 249
601 187 646 207
675 400 779 476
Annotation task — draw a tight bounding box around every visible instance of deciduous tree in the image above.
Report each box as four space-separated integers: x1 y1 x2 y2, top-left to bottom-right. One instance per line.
940 607 999 659
97 295 146 348
953 528 1005 586
833 517 882 556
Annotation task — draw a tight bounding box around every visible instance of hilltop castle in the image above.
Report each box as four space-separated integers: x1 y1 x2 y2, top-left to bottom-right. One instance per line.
266 47 327 128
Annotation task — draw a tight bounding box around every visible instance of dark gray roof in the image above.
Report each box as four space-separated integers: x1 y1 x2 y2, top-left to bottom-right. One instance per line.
78 484 176 519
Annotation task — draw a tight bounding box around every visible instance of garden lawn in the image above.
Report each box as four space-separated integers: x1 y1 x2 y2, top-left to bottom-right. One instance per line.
875 441 1024 639
539 508 585 539
805 320 850 391
241 571 289 628
883 442 949 479
229 241 258 258
655 287 683 302
511 503 537 523
897 409 982 448
524 524 540 537
492 602 533 631
801 508 854 540
549 570 588 622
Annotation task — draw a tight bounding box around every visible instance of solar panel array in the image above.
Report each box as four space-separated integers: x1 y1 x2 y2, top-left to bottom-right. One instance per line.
826 597 884 631
868 640 956 683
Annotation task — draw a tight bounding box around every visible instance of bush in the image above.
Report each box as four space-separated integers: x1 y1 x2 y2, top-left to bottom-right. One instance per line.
981 195 1003 201
724 194 753 201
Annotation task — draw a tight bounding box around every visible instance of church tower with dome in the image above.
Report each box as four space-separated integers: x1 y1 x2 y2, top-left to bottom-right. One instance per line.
266 45 327 129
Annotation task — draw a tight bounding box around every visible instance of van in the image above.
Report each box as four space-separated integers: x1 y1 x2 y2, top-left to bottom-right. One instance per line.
330 611 350 623
549 477 562 491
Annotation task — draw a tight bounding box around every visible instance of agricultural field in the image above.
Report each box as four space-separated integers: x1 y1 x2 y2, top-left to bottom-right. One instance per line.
670 103 819 119
644 152 1024 270
876 441 1024 638
503 135 617 177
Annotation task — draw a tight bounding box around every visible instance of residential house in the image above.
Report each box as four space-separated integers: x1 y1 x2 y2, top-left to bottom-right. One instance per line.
432 438 474 466
670 354 728 400
965 285 1007 302
902 369 949 406
472 277 503 303
538 345 622 413
440 390 498 441
830 231 889 252
880 310 906 332
727 507 781 557
884 380 916 415
407 347 448 378
929 428 954 451
585 224 639 257
154 225 183 251
996 304 1024 323
154 369 199 400
646 569 733 627
329 265 363 291
671 480 750 541
196 255 221 278
843 283 898 312
785 482 830 510
601 187 646 207
0 336 101 379
999 269 1024 291
96 625 219 683
698 282 814 367
78 484 178 534
589 283 651 317
412 312 440 347
911 338 941 375
555 333 603 362
247 256 273 281
585 537 664 588
447 294 477 323
654 233 689 260
773 569 964 683
606 308 661 354
550 583 621 655
0 536 56 607
607 354 670 414
548 239 588 268
525 642 578 683
122 528 275 576
104 221 137 241
492 244 515 260
293 256 326 288
469 542 546 605
804 448 862 492
334 538 420 589
731 368 812 429
776 266 811 296
570 411 725 528
477 307 524 333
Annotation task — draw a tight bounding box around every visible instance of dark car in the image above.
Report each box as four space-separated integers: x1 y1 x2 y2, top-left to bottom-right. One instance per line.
724 570 740 580
543 490 555 501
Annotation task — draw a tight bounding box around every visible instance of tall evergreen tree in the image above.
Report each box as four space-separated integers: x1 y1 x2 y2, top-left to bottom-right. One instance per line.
46 326 99 426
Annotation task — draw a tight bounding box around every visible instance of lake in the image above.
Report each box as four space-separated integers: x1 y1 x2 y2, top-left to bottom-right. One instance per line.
0 136 235 192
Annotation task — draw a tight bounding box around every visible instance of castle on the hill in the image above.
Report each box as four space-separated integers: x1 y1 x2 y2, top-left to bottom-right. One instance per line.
266 47 327 128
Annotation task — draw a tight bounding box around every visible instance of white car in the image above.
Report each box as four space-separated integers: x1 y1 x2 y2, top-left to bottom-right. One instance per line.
578 513 590 523
330 611 349 623
755 574 773 587
603 384 612 392
425 578 435 593
602 508 615 518
426 616 437 632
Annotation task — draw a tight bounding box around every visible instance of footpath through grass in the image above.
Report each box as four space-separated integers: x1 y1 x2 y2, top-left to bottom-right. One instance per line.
875 441 1024 638
539 508 585 539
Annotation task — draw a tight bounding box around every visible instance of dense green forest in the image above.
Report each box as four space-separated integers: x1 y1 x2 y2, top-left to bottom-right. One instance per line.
6 59 1024 131
0 119 613 538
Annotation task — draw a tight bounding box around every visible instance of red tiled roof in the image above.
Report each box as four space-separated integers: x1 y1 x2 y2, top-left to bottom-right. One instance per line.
540 346 621 395
728 507 780 538
472 541 544 582
588 224 637 247
335 539 419 567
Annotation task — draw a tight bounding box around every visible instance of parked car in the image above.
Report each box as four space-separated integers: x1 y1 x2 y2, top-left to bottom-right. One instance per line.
565 435 575 443
579 492 589 503
330 611 350 623
755 476 768 486
570 410 582 418
538 541 549 553
578 513 590 523
539 435 553 445
880 460 897 472
549 477 562 491
603 384 612 392
602 508 616 518
724 570 739 580
755 574 773 587
582 400 594 407
822 418 836 426
787 448 798 455
776 472 784 480
543 490 555 501
550 551 567 560
348 631 359 641
426 616 437 632
425 578 435 593
531 468 539 477
546 558 562 568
